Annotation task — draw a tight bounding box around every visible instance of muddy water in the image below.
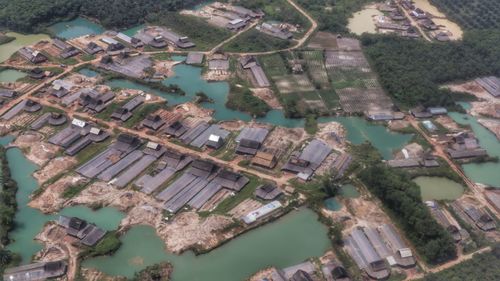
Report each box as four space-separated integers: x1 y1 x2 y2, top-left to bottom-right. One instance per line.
413 0 463 39
0 69 26 82
0 136 125 263
83 209 330 280
0 32 50 63
347 5 383 35
413 176 465 201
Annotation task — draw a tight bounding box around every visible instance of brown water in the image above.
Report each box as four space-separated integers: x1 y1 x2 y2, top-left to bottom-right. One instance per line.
348 5 383 35
413 0 463 39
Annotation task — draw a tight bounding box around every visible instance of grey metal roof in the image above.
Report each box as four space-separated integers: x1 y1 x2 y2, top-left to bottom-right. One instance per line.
186 52 204 65
155 173 196 201
179 121 209 144
350 228 382 265
299 139 331 169
187 181 222 209
364 227 391 258
235 127 269 143
163 177 209 213
98 150 143 181
379 224 407 251
190 124 229 148
113 155 156 188
137 167 176 195
1 100 27 120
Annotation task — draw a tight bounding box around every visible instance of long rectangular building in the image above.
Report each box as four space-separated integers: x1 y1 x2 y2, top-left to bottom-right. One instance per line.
113 155 156 188
136 167 176 194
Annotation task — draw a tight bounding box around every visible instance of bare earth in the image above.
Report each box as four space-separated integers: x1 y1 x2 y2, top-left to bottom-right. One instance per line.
250 88 282 109
29 175 88 213
33 156 77 184
13 131 60 166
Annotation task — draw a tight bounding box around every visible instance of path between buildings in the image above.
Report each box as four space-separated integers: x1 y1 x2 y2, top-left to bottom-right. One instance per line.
396 3 432 42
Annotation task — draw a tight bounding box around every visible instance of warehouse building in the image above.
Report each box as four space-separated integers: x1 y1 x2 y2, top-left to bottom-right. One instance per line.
57 216 106 246
282 139 332 180
235 127 269 155
3 261 67 281
475 76 500 97
255 184 282 200
110 95 145 121
142 114 166 131
240 56 270 87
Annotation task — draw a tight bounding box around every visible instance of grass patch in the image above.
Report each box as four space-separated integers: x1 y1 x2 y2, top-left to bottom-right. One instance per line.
75 139 112 165
226 83 270 117
82 231 122 258
223 29 292 53
212 174 263 214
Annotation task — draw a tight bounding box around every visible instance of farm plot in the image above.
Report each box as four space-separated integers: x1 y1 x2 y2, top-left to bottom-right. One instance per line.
259 53 290 77
325 51 370 70
301 51 330 89
337 88 393 113
307 31 339 50
273 74 315 94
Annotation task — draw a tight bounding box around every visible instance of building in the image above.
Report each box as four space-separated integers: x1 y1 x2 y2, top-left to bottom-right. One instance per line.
110 95 145 121
142 114 165 131
84 42 104 55
235 127 269 155
28 68 46 80
240 56 270 87
255 184 283 200
136 27 195 49
208 53 230 71
206 134 225 149
57 216 106 246
0 89 17 99
18 47 47 64
164 120 188 137
345 227 390 279
116 32 144 48
186 52 204 65
282 139 332 180
3 261 67 281
378 224 416 267
242 201 282 224
251 151 278 169
213 169 249 191
79 90 116 113
258 23 293 40
485 191 500 213
476 76 500 97
427 107 447 115
53 38 80 59
463 206 496 231
24 100 42 113
227 18 247 31
188 159 218 179
446 132 488 159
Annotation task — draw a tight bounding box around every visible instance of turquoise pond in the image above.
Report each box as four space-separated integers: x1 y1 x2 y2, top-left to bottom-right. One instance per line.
0 69 26 82
0 136 125 263
449 106 500 188
49 17 104 39
324 197 342 211
78 68 99 77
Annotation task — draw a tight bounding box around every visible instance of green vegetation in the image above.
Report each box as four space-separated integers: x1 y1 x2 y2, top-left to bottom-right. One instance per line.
226 84 270 117
291 173 340 204
82 231 121 258
0 147 18 246
223 29 292 53
123 103 163 128
61 183 88 199
304 114 318 134
431 0 500 29
361 31 500 108
213 174 262 214
147 13 232 50
0 0 199 32
420 244 500 281
296 0 375 33
357 143 456 264
0 34 15 45
132 262 172 281
80 53 95 62
75 139 111 164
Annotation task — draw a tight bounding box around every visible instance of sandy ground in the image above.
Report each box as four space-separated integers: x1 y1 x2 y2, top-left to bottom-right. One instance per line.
388 120 410 131
250 88 282 109
33 156 77 184
263 126 308 150
13 131 60 166
203 69 231 81
478 118 500 140
393 142 423 159
154 60 182 78
0 121 14 136
316 121 347 152
29 175 88 213
173 102 213 121
435 115 461 132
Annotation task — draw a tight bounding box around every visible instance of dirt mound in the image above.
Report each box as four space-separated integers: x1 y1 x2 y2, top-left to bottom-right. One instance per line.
34 156 77 184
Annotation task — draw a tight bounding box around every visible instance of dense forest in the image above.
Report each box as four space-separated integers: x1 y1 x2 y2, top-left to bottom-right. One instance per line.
361 30 500 108
354 143 456 265
431 0 500 29
0 0 199 32
226 86 270 117
422 244 500 281
0 147 20 275
296 0 374 33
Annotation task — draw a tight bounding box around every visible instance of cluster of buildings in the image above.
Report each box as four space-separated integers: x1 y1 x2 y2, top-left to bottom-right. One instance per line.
426 201 470 243
134 26 195 49
260 260 350 281
401 0 453 41
446 132 488 159
0 88 18 106
345 224 415 279
451 201 496 232
195 2 263 31
375 2 420 38
53 38 80 59
1 99 42 121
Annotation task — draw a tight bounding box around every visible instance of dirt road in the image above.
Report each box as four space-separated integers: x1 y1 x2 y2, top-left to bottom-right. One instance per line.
396 3 432 42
